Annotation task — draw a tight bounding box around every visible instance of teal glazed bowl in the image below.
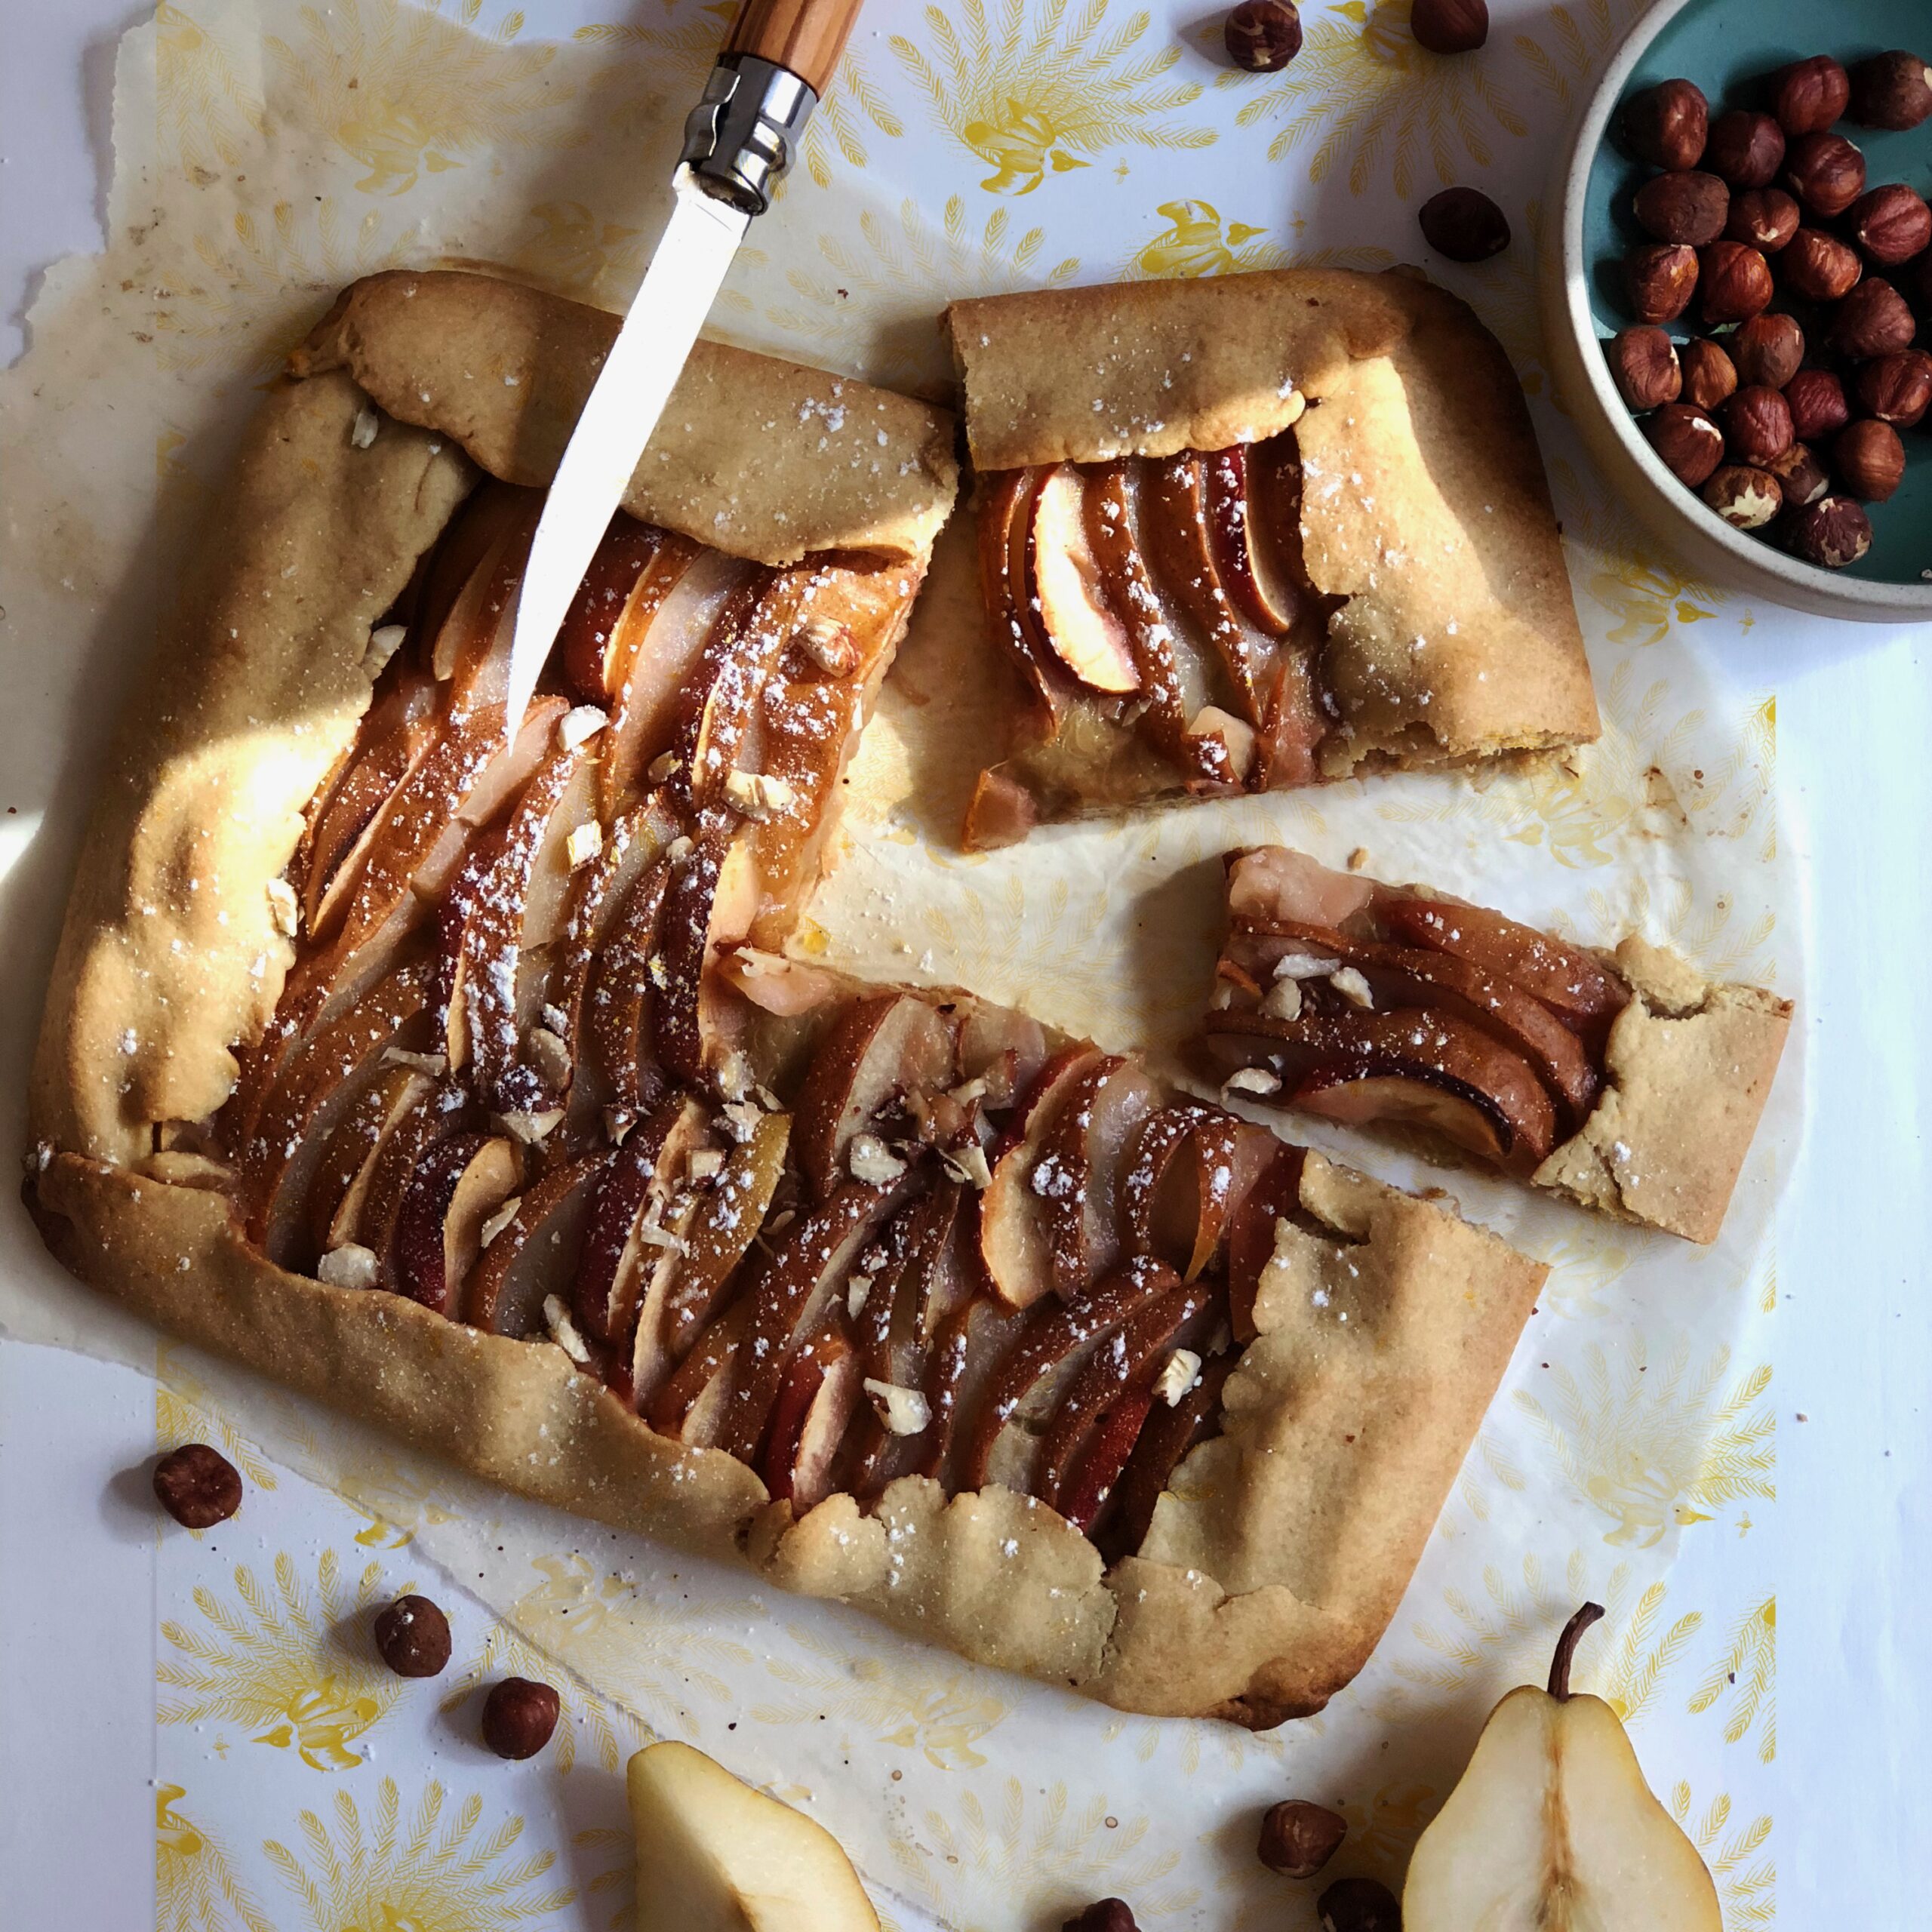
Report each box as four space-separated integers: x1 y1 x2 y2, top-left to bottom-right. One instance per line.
1542 0 1932 623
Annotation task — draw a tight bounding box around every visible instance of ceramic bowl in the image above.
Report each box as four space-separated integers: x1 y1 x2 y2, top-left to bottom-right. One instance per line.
1540 0 1932 623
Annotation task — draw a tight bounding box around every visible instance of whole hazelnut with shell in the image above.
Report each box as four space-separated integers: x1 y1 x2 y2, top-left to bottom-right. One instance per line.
1848 51 1932 131
1698 240 1773 324
374 1594 453 1678
1409 0 1488 57
1702 464 1783 530
1318 1875 1403 1932
1620 78 1708 171
1223 0 1303 74
1704 110 1784 189
153 1444 243 1529
1857 349 1932 429
1783 494 1872 570
1721 386 1793 467
1633 171 1730 247
1766 441 1830 509
1607 325 1681 411
1781 229 1862 303
1826 278 1917 361
1679 337 1738 413
1848 184 1932 269
1783 131 1866 218
1726 187 1800 254
1257 1800 1349 1879
1626 243 1699 324
1417 186 1511 260
1833 419 1906 503
1063 1903 1137 1932
1771 55 1851 136
1730 312 1804 390
1783 368 1850 445
1644 402 1725 486
481 1677 561 1759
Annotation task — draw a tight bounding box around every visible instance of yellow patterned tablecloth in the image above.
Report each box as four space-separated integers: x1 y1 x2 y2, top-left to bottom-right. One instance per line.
0 3 1788 1927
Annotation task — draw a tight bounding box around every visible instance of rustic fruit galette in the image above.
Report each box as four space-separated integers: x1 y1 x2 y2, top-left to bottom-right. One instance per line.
26 269 1550 1726
1198 846 1792 1242
943 269 1603 844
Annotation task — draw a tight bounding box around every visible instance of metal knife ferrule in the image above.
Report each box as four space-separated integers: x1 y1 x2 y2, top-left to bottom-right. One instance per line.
680 56 817 217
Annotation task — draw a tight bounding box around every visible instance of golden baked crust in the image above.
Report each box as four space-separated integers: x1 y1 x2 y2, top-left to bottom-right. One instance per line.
296 271 958 569
944 268 1599 798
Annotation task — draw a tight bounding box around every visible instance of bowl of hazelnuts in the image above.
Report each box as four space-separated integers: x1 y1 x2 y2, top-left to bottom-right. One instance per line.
1540 0 1932 622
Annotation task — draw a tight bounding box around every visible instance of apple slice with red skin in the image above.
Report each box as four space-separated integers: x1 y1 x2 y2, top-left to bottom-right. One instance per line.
1375 896 1632 1036
303 1064 435 1260
555 516 662 702
977 466 1066 730
716 1176 912 1466
1036 1054 1161 1300
978 1045 1106 1310
391 1131 522 1316
1202 444 1302 638
758 1319 864 1512
650 820 763 1092
1026 464 1140 697
1097 1349 1237 1563
1226 1143 1309 1344
1056 1389 1157 1537
792 992 957 1202
463 1152 611 1338
1226 845 1377 934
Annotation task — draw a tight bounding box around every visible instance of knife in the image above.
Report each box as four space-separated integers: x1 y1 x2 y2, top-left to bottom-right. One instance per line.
505 0 865 728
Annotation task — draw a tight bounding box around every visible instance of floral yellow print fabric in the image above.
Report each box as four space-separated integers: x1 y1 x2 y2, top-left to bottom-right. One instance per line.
0 0 1793 1927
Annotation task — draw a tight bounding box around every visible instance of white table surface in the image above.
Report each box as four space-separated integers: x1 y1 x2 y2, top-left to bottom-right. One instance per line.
2 3 1927 1926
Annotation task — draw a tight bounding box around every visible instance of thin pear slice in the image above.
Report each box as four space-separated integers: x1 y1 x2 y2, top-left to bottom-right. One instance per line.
977 1045 1106 1309
463 1153 611 1339
555 516 662 702
1404 1604 1722 1932
977 466 1067 731
391 1131 522 1315
625 1740 880 1932
1097 1349 1235 1562
1027 463 1140 696
1035 1054 1160 1300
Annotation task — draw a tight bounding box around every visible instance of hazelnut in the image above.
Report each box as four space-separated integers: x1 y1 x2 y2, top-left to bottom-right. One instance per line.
1620 78 1708 171
1679 337 1738 412
1783 494 1872 569
1848 184 1932 267
1770 55 1851 136
1766 441 1830 507
1409 0 1488 57
1625 242 1699 324
1826 277 1917 360
1063 1904 1137 1932
481 1676 561 1758
374 1594 452 1678
1698 240 1773 324
1607 325 1681 410
1857 349 1932 429
153 1444 242 1528
1644 401 1725 486
1257 1801 1348 1879
1704 110 1784 189
1632 171 1729 247
1318 1875 1403 1932
1780 228 1862 301
1721 385 1793 466
1725 187 1801 254
1848 51 1932 131
1730 312 1804 389
1783 131 1866 218
1701 464 1784 529
1223 0 1302 72
1833 418 1906 502
1417 186 1509 260
1783 368 1850 443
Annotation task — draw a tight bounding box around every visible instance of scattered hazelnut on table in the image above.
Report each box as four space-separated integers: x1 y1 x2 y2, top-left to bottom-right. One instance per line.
153 1443 242 1528
1223 0 1302 73
1697 239 1772 324
1770 54 1851 136
1632 170 1729 246
1607 325 1681 410
1644 401 1725 486
1857 349 1932 429
1826 277 1917 360
1728 312 1804 390
1783 131 1866 217
1625 242 1698 323
1783 495 1872 569
1725 186 1799 254
1848 51 1932 131
1703 109 1783 189
1678 337 1737 412
1848 184 1932 267
1062 1901 1137 1932
1780 228 1862 301
1833 419 1906 503
1257 1800 1348 1878
1766 441 1830 509
1701 464 1783 530
1783 368 1850 445
1417 186 1510 260
374 1594 453 1678
1720 386 1793 466
481 1677 561 1759
1409 0 1488 57
1318 1874 1403 1932
1619 77 1707 170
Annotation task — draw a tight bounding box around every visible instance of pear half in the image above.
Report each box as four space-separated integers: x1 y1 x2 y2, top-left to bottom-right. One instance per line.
626 1740 881 1932
1404 1604 1722 1932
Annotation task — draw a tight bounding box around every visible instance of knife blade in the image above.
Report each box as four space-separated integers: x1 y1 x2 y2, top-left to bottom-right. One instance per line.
506 0 864 730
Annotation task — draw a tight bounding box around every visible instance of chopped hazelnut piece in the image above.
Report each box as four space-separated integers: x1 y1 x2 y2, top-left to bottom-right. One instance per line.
863 1378 931 1436
318 1243 380 1289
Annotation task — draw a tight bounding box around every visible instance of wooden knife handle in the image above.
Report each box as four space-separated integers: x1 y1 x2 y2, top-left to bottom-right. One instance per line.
724 0 863 97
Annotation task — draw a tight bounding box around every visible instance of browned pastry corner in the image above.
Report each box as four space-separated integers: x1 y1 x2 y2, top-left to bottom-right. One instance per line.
26 268 1545 1724
943 269 1600 841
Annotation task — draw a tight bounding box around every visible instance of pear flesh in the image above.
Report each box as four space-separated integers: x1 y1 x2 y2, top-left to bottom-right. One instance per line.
626 1740 881 1932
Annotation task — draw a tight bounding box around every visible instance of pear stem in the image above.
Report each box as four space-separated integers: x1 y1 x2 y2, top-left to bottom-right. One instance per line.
1548 1602 1604 1700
